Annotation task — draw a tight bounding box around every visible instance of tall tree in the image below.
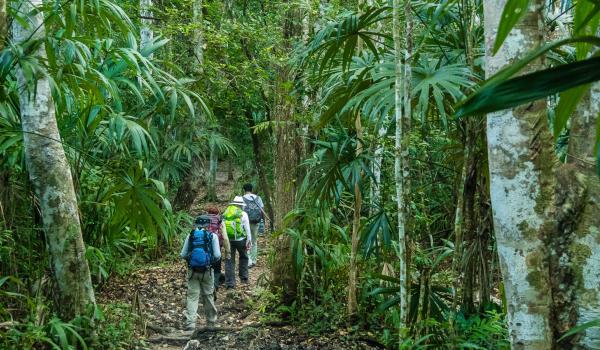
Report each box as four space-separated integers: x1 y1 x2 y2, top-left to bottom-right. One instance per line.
393 0 408 327
271 2 303 304
14 0 96 320
484 0 553 347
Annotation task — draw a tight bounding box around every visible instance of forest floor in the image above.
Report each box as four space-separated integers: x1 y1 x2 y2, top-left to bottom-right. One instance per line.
97 167 383 350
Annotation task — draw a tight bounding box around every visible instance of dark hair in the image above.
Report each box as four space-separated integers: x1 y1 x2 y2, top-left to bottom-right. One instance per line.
243 183 253 192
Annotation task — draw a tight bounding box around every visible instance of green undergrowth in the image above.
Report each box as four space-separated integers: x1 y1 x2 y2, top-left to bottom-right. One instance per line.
0 276 148 350
249 284 509 349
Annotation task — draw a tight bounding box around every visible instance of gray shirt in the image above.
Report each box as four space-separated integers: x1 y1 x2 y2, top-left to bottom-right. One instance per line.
180 231 221 260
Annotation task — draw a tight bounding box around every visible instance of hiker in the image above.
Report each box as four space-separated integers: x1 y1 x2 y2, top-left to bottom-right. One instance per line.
222 196 252 288
180 216 221 330
204 207 230 292
242 183 266 268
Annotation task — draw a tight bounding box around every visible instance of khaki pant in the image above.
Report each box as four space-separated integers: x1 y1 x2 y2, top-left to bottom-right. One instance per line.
249 223 259 265
185 269 217 329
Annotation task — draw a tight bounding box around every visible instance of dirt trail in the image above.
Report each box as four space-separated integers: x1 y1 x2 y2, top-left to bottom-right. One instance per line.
97 166 382 350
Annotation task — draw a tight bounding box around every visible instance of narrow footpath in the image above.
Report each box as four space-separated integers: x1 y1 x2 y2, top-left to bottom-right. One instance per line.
98 167 383 350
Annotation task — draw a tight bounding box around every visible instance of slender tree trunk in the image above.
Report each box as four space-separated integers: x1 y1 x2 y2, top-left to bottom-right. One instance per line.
14 0 95 320
0 0 7 228
367 0 386 216
206 143 217 201
193 0 204 69
346 0 366 319
401 2 413 323
452 0 487 315
228 159 234 181
484 1 554 348
392 0 408 328
451 124 469 308
140 0 153 51
347 115 362 316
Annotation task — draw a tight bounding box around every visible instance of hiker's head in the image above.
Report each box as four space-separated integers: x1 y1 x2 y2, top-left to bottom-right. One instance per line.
243 183 253 193
206 206 220 215
194 215 211 228
230 196 245 208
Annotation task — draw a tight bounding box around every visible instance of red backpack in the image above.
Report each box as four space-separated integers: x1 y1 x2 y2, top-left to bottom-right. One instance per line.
197 214 223 247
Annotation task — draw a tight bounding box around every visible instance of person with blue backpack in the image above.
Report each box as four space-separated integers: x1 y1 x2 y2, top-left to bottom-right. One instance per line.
180 216 221 331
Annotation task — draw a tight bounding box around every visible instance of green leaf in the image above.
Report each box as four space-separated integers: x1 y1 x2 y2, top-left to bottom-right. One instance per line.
558 319 600 342
493 0 530 54
574 1 600 59
554 85 589 139
456 36 600 118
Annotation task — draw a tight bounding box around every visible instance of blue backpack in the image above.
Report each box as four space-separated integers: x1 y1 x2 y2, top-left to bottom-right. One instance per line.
188 228 213 272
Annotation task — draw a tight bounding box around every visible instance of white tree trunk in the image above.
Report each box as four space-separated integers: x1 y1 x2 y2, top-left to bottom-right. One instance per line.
14 0 95 320
368 0 386 215
392 0 407 327
140 0 153 52
371 117 388 214
567 83 600 347
483 1 554 348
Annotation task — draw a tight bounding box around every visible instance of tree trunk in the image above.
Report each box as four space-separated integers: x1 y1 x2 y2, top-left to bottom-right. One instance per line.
140 0 153 51
14 0 95 320
271 67 300 304
401 1 413 324
173 162 202 212
206 143 217 201
392 0 408 328
484 1 554 347
228 159 234 181
367 0 385 216
564 83 600 347
371 118 387 215
271 3 303 305
193 0 204 69
0 0 6 49
0 0 6 228
347 115 362 316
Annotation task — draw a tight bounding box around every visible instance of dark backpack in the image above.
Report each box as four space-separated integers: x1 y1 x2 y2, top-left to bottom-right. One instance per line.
243 196 263 224
196 214 223 247
188 228 213 272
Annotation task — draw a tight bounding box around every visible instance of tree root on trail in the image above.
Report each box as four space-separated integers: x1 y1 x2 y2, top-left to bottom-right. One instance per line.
147 321 292 346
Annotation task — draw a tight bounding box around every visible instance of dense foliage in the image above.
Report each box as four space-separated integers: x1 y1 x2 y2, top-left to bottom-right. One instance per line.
1 0 599 349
